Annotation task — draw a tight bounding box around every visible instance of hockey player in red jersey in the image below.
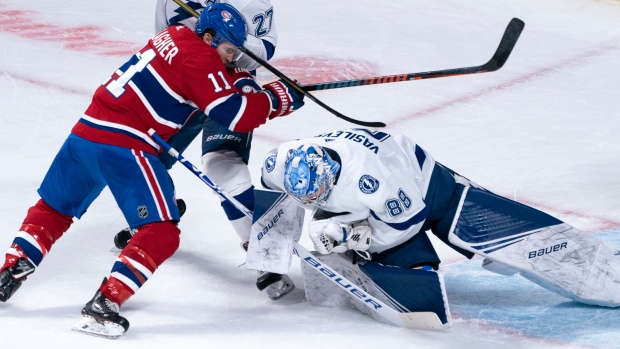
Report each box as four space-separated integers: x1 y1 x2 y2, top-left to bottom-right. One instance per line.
112 0 296 301
0 3 303 339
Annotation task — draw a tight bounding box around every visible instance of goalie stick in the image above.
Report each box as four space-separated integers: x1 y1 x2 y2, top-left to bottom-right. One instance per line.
302 18 525 91
171 0 386 128
148 129 444 330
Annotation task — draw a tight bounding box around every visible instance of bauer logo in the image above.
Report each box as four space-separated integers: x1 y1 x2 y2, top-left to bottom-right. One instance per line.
528 242 568 259
257 209 284 241
204 134 242 143
359 175 379 194
265 154 277 173
303 256 382 310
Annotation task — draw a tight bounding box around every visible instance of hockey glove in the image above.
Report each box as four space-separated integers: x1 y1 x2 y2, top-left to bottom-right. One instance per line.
262 79 305 118
308 218 372 255
227 67 261 94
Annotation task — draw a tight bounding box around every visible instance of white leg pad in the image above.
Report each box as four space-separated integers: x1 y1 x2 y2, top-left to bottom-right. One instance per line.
245 189 304 274
448 187 620 307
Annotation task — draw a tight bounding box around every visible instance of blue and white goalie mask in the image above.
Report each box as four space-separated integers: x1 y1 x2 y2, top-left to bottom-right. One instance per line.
283 144 340 207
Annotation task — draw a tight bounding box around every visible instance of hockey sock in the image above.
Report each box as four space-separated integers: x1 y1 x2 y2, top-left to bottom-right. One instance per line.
2 199 73 270
102 222 180 305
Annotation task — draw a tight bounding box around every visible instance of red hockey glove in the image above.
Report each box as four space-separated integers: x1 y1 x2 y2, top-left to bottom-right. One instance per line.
226 67 260 94
262 79 305 118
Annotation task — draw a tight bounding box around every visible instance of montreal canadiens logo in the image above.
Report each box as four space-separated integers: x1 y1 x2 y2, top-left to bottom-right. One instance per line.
265 154 277 173
221 10 232 19
359 175 379 194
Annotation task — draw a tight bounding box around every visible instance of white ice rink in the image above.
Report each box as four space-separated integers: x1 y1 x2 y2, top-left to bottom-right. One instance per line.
1 0 620 348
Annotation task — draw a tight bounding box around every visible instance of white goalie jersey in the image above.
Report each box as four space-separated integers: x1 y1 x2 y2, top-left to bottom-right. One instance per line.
261 128 437 254
155 0 278 71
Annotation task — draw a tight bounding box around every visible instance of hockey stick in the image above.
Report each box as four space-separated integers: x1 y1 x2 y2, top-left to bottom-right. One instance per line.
148 129 444 330
302 18 525 92
170 0 386 128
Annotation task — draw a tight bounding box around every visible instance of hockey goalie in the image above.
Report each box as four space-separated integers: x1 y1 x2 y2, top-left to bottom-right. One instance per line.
245 128 620 329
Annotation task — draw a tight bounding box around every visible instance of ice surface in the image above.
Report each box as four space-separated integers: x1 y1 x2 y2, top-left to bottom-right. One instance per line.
1 0 619 348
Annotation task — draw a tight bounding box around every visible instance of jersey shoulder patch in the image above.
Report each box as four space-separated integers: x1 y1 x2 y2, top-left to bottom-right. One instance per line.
264 154 277 173
359 175 380 194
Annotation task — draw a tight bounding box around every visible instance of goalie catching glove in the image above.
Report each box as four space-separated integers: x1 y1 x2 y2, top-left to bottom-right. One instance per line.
308 212 372 255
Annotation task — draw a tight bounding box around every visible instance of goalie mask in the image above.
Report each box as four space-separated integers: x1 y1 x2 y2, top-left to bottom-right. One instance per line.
283 144 340 207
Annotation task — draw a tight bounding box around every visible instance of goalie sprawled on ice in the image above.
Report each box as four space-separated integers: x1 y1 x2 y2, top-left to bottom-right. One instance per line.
246 127 620 328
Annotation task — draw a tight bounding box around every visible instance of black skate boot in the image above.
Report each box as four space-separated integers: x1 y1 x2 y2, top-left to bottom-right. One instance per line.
113 198 186 250
256 271 296 300
72 278 130 339
242 242 296 300
0 257 35 302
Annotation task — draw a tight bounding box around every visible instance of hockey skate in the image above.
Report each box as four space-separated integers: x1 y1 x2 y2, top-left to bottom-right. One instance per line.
72 279 130 339
112 198 186 251
257 271 295 300
0 257 35 302
243 241 295 300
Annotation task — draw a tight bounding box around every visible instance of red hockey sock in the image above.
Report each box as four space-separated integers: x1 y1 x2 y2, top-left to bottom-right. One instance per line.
2 199 73 270
101 222 180 306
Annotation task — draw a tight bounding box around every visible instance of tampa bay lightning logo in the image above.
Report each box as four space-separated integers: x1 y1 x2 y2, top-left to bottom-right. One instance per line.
265 154 277 173
359 175 379 194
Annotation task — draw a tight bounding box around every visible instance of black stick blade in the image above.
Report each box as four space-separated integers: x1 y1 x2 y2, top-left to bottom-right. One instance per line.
484 18 525 71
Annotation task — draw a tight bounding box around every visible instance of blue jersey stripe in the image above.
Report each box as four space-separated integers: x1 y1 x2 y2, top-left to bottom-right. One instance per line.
208 94 245 129
131 66 197 125
78 118 159 152
414 145 426 169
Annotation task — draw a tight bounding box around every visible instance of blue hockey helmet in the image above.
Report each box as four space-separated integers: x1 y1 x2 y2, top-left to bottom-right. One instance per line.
283 144 341 207
195 3 247 48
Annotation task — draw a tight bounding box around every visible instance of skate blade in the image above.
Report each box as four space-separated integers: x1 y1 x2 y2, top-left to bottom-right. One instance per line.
110 246 122 253
72 315 124 339
266 280 296 300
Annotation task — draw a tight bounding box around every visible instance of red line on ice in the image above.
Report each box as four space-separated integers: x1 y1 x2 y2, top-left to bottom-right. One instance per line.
0 70 91 96
389 40 620 126
507 195 620 233
0 5 137 57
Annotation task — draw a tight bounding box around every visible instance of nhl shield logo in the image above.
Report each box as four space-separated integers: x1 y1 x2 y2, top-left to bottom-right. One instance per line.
137 205 149 219
359 175 380 194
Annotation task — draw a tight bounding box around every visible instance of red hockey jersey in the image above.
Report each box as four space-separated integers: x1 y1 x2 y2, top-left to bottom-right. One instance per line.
72 25 273 155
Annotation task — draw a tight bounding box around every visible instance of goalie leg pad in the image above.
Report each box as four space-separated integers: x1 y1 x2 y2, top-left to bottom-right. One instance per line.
448 186 620 307
245 189 304 274
359 261 451 325
301 253 451 326
371 231 441 269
